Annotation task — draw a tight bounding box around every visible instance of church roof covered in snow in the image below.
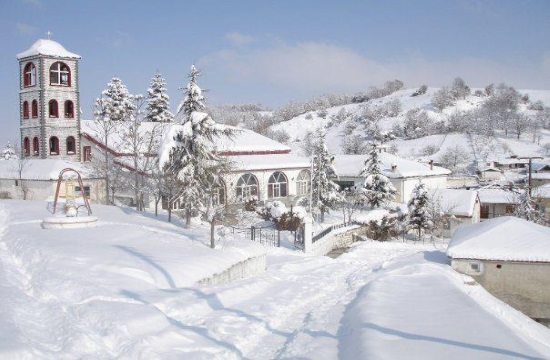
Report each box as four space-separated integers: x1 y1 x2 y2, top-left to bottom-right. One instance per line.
332 154 451 179
0 159 94 181
447 216 550 263
229 153 310 172
17 39 81 59
80 120 290 156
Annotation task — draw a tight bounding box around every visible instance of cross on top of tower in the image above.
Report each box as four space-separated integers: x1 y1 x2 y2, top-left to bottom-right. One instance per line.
46 30 53 40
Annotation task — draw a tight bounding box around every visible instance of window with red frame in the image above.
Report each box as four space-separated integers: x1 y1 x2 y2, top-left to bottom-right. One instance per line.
64 100 74 118
23 101 29 119
49 137 59 155
50 62 70 86
49 100 58 118
23 137 30 156
32 137 39 156
24 62 36 87
32 100 38 118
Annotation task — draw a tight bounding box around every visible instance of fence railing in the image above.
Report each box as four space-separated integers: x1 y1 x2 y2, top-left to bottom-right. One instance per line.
312 221 362 243
230 225 280 247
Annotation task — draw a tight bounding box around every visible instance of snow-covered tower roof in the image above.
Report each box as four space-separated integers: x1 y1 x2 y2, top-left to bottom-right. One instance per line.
17 39 81 60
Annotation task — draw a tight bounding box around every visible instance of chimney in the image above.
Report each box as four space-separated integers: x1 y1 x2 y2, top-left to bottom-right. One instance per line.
391 163 397 172
429 160 433 170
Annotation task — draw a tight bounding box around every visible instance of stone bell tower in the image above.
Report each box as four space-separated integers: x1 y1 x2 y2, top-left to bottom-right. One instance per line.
17 34 81 161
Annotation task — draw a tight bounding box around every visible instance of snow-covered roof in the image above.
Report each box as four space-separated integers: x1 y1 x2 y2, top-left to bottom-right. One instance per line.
333 154 451 179
228 154 310 172
0 159 94 180
17 39 81 59
429 189 478 217
81 120 290 156
447 216 550 262
478 188 519 204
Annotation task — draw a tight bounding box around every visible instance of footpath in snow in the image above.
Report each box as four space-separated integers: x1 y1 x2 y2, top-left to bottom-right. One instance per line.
0 199 549 359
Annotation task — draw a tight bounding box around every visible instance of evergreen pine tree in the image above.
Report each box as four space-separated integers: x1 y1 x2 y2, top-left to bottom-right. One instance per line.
146 73 173 123
310 128 341 222
359 143 396 208
160 65 233 231
407 181 433 240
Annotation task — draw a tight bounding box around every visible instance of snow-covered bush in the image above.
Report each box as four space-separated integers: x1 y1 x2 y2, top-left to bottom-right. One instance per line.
411 84 428 97
244 195 259 211
256 201 305 231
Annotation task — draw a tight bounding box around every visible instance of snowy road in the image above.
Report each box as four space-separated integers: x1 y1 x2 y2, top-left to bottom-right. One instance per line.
1 200 549 359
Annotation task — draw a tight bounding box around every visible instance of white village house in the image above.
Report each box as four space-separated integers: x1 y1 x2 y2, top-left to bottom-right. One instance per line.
332 153 451 203
429 188 481 237
478 187 520 219
3 38 312 208
447 216 550 326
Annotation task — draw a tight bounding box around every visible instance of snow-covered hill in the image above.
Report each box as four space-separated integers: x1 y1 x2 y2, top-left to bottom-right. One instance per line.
271 88 550 173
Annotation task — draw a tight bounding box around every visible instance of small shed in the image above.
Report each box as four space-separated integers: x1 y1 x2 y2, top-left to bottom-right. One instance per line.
447 216 550 325
429 189 480 237
478 187 519 219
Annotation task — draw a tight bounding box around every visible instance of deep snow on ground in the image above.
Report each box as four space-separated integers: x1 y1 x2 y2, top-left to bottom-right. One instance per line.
1 200 549 359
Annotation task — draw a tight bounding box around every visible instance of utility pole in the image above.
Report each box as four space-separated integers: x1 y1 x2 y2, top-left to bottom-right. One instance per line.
515 156 543 197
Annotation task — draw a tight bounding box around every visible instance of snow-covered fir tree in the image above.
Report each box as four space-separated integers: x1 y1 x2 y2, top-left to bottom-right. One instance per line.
93 78 138 203
514 191 547 225
309 128 341 222
146 73 173 123
95 78 136 122
407 181 433 240
359 143 396 208
159 65 233 232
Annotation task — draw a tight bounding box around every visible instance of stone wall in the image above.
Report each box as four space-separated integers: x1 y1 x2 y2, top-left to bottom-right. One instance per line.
196 253 266 286
451 259 550 322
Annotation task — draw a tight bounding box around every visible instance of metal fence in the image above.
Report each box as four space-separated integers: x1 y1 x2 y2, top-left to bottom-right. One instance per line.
230 225 280 247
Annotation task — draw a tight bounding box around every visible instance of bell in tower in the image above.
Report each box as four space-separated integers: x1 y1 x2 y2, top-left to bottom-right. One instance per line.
17 34 81 161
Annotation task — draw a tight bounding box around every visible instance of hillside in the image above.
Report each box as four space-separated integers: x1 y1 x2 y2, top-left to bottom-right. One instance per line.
270 87 550 175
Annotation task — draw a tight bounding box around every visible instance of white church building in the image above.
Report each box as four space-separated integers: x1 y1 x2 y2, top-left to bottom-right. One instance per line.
1 37 312 208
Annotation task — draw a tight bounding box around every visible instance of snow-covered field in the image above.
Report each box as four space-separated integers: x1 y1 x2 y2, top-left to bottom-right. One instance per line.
1 199 549 359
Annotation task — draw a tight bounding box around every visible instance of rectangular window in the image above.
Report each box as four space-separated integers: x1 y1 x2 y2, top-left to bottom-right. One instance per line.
75 185 91 198
83 146 92 162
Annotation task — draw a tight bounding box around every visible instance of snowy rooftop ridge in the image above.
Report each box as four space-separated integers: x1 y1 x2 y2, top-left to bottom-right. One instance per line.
17 39 81 59
447 216 550 263
333 153 451 179
429 189 478 217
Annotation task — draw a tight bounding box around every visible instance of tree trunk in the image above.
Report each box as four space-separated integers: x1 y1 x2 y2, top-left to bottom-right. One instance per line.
210 219 216 249
185 209 191 229
154 197 159 216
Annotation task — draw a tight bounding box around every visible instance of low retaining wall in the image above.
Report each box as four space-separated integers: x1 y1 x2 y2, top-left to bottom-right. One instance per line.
309 225 361 256
196 253 267 286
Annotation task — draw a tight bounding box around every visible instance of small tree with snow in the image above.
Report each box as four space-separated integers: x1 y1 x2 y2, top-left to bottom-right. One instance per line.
146 72 173 123
2 142 17 160
308 129 341 222
450 77 470 100
407 182 433 240
359 144 396 208
514 192 547 225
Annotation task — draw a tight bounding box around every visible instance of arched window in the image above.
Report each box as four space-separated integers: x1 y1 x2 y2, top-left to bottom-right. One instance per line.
32 137 39 156
268 171 288 198
49 136 59 155
24 62 36 87
50 62 70 86
66 136 76 154
296 170 311 196
49 100 58 118
236 173 258 202
64 100 74 118
23 137 30 156
31 100 38 118
23 101 29 119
